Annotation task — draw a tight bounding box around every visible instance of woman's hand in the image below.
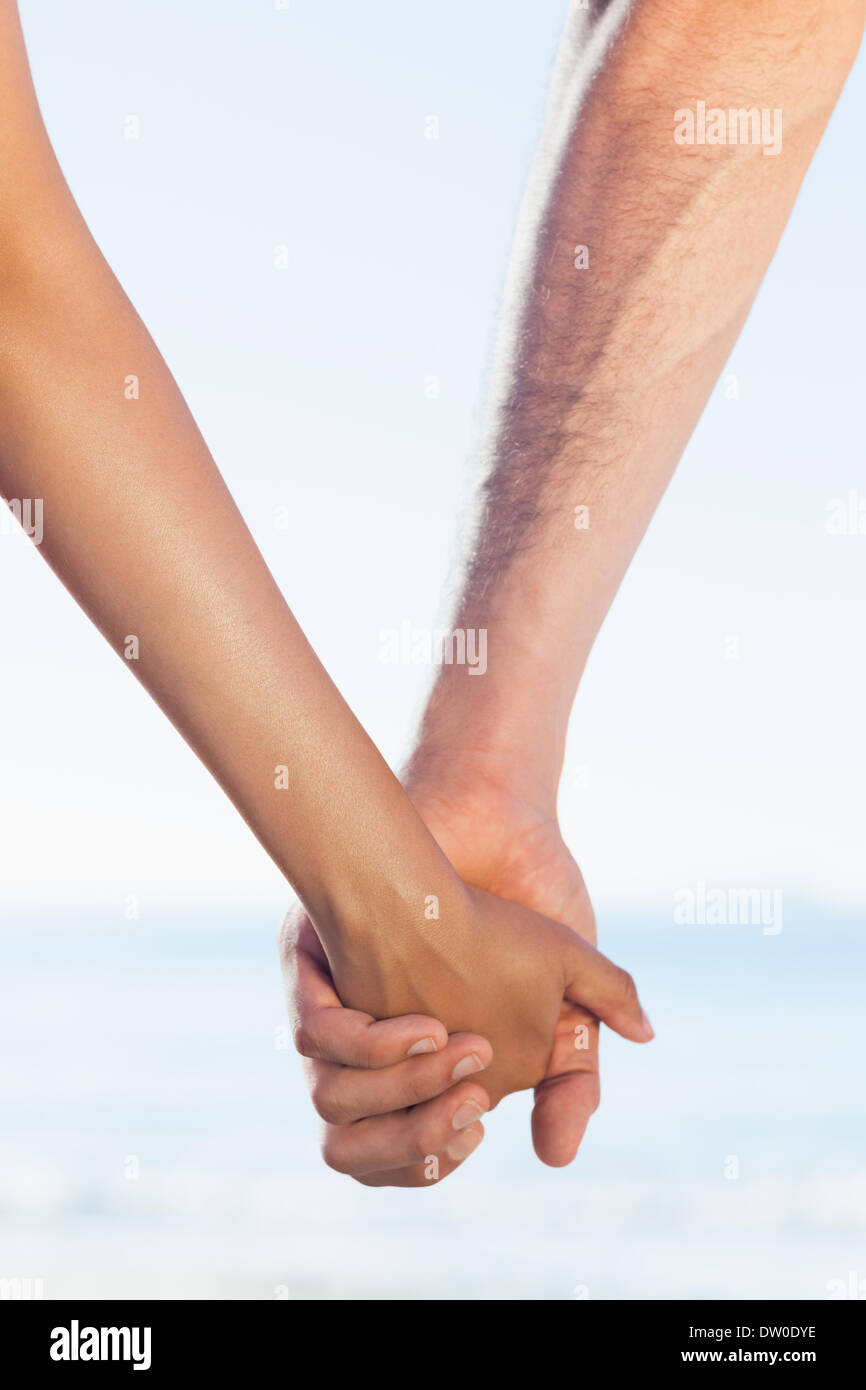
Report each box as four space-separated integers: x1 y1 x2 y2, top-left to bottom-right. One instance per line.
283 747 651 1185
323 875 650 1111
281 808 651 1185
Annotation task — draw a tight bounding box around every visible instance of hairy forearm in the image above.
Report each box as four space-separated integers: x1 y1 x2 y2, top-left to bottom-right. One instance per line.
412 0 864 806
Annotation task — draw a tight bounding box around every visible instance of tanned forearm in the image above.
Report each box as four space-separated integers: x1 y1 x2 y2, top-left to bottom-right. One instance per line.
0 0 461 944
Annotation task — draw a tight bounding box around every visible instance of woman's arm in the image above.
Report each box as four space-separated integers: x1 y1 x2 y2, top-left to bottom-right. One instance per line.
0 0 457 947
0 1 651 1116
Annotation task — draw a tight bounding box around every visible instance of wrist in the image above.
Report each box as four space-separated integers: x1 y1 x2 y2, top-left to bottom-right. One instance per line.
318 865 473 1010
299 767 472 961
408 659 570 819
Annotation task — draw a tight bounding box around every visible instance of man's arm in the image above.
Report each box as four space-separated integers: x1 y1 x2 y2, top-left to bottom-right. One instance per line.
412 0 864 804
291 0 864 1181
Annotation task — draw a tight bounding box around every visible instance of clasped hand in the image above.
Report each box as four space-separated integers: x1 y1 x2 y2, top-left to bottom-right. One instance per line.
281 762 652 1188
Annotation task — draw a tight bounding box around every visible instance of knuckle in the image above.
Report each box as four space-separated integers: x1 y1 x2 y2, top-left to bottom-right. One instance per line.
320 1130 352 1175
292 1023 314 1058
410 1116 446 1165
310 1076 348 1125
355 1030 375 1069
402 1066 435 1108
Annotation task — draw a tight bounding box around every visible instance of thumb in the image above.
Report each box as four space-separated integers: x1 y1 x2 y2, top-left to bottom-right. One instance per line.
532 1070 599 1167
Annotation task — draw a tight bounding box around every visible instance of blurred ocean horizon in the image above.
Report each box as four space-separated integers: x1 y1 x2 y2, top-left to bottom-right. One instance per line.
0 906 863 1300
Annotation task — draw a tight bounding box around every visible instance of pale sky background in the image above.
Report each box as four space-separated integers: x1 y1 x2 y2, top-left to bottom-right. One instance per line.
1 0 864 922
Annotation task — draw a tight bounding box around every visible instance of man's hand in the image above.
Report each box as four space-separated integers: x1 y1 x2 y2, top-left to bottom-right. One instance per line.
405 756 605 1170
283 909 494 1187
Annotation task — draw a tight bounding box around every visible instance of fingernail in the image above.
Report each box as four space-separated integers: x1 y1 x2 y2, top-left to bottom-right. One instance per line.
406 1037 438 1057
447 1126 483 1162
640 1009 655 1040
450 1052 484 1082
452 1099 486 1131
